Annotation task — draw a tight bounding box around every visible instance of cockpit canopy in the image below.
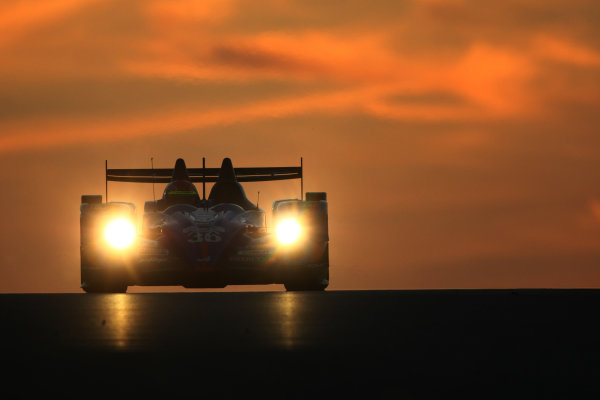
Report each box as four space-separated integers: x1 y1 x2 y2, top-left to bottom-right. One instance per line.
161 158 201 208
162 179 201 208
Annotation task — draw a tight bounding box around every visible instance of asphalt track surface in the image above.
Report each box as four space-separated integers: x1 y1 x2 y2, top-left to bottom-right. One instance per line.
2 290 600 397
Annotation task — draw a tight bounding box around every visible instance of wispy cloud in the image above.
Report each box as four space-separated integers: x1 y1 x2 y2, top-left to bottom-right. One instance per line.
1 1 598 150
534 35 600 66
0 0 102 48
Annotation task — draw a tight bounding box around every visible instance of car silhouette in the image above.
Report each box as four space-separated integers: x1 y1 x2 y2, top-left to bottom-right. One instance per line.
80 157 329 293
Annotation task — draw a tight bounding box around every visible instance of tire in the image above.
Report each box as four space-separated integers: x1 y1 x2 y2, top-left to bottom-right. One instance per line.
284 243 329 291
81 270 127 293
81 281 128 294
284 282 327 292
284 266 329 292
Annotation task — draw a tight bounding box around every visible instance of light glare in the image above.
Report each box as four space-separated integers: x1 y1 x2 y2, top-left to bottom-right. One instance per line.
276 218 301 245
105 218 136 249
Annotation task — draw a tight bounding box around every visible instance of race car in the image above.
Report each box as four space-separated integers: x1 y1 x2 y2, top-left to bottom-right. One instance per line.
80 157 329 293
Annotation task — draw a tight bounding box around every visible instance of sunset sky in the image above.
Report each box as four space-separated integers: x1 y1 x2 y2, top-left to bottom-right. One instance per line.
1 0 600 292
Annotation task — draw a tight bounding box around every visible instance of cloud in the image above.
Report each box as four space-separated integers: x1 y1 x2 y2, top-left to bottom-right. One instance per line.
211 44 315 72
144 0 235 25
534 35 600 67
1 1 598 143
0 0 102 48
0 85 381 152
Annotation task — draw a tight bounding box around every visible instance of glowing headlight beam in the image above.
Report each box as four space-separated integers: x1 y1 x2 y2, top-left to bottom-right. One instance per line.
104 218 136 249
276 218 302 245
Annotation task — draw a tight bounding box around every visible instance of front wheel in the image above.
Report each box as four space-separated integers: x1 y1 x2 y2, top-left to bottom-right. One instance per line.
81 270 128 293
82 281 128 293
284 267 329 292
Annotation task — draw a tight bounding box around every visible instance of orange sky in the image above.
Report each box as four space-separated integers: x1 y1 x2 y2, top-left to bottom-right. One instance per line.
1 0 600 292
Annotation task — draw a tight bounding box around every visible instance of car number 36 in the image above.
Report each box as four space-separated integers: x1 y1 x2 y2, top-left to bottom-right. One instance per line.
183 227 222 243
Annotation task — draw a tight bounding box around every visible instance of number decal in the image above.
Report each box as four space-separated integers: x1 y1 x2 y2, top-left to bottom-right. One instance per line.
183 226 223 243
204 231 221 242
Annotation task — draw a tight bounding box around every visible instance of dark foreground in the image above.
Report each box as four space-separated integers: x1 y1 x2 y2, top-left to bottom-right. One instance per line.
1 290 600 397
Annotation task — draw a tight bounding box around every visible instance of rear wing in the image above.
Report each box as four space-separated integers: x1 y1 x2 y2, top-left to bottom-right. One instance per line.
104 157 304 201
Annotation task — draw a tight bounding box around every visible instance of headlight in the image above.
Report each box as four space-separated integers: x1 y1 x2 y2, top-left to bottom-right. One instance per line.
104 218 136 249
276 218 302 245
